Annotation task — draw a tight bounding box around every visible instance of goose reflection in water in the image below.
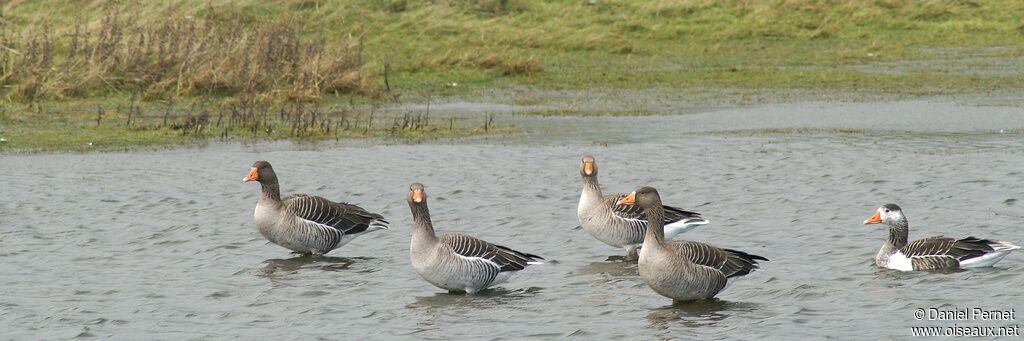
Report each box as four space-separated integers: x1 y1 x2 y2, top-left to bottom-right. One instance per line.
256 255 374 278
646 299 761 333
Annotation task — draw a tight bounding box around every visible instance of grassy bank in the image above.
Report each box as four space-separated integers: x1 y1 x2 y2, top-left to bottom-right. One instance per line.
0 99 515 152
2 0 1023 151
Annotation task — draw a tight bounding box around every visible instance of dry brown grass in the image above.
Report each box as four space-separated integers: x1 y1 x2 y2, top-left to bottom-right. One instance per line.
426 50 543 76
0 2 372 104
503 57 542 76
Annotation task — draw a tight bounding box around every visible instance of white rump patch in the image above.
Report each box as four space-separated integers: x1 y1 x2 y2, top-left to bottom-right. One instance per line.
960 249 1015 268
663 220 707 239
991 241 1021 251
886 251 914 271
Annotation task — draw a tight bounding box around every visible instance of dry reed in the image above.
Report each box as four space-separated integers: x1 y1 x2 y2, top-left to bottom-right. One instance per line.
0 2 372 104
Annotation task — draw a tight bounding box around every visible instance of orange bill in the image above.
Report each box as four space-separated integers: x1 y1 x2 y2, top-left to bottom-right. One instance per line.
243 167 259 182
583 161 594 175
411 189 424 203
863 211 882 225
616 191 636 206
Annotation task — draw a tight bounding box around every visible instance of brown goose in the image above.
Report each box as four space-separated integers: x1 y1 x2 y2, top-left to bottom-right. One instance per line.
243 161 388 255
578 155 708 257
618 186 766 303
407 183 543 294
863 204 1019 271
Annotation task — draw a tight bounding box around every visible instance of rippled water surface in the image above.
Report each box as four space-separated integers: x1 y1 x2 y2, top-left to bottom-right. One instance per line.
2 100 1023 339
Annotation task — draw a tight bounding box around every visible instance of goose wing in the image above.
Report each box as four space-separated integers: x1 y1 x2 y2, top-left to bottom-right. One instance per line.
900 235 1000 269
662 205 709 226
608 193 647 221
718 248 770 278
667 241 768 278
440 234 544 272
607 194 707 227
282 195 388 234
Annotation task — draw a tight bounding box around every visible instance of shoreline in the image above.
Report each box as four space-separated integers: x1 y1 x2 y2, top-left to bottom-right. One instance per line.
4 90 1023 154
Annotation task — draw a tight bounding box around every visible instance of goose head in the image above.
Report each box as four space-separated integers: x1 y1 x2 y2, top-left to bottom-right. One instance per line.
863 203 908 228
616 186 663 211
580 155 598 177
408 182 427 204
243 160 278 185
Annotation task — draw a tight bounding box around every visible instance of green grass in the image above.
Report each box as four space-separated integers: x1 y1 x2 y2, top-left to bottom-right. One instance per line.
362 0 1024 94
0 121 517 152
0 101 517 152
2 0 1023 151
4 0 1022 97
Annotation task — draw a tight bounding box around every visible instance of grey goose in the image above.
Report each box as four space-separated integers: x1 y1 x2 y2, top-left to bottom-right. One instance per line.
618 186 767 303
243 161 388 255
407 183 543 294
578 155 708 257
863 204 1019 271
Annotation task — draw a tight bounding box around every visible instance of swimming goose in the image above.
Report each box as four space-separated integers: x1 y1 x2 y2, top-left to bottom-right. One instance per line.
618 186 767 303
407 183 543 294
243 161 388 255
578 155 709 257
863 204 1019 271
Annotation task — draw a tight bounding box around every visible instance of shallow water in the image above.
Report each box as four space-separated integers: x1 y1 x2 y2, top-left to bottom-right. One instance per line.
2 99 1023 339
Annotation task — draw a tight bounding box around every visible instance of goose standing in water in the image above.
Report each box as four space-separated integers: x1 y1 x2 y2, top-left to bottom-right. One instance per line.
618 186 766 303
243 161 388 255
863 204 1019 271
407 183 543 294
578 155 708 258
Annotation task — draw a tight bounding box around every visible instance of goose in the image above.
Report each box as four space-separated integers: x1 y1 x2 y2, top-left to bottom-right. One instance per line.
863 204 1019 271
618 186 767 303
407 183 543 294
578 155 709 257
243 160 388 255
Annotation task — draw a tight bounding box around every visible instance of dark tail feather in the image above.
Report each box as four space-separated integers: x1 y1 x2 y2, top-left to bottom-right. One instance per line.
662 205 704 219
724 248 769 262
495 244 544 262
